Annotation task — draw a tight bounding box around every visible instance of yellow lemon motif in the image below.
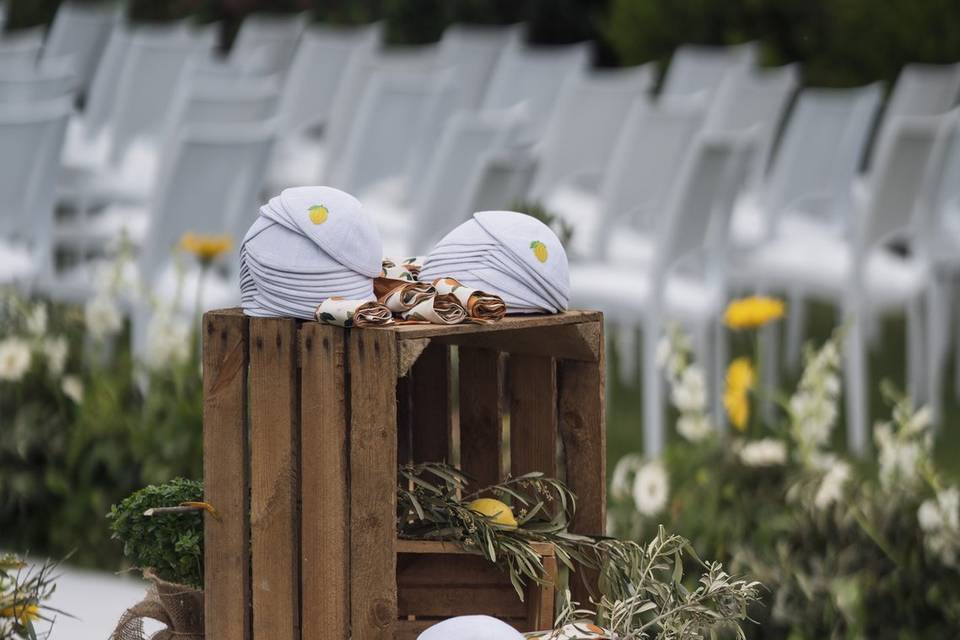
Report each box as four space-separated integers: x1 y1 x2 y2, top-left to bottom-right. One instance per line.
530 240 548 263
467 498 518 528
309 204 329 225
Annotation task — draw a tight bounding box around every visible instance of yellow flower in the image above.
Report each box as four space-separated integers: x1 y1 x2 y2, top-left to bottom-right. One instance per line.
724 357 755 431
0 602 40 624
467 498 518 528
723 296 785 329
179 233 233 264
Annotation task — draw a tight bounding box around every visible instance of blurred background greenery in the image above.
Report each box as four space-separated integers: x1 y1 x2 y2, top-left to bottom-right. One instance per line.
5 0 960 86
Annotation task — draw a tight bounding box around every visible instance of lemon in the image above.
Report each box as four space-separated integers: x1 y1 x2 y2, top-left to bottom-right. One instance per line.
530 240 548 263
467 498 518 528
309 204 328 225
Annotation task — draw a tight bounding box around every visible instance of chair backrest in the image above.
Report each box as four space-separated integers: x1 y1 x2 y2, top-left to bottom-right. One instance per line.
651 129 750 287
108 27 209 163
0 97 71 273
438 23 520 110
481 39 589 141
42 1 121 96
924 112 960 241
82 24 129 132
859 112 951 260
230 11 306 75
704 63 799 190
409 108 528 248
277 22 382 137
595 97 705 251
660 41 758 97
0 28 44 68
871 62 960 169
0 55 77 103
321 42 439 184
763 83 883 232
530 64 654 198
140 120 277 280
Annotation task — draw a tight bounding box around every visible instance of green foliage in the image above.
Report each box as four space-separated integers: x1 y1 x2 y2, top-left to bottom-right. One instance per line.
107 478 204 588
605 0 960 87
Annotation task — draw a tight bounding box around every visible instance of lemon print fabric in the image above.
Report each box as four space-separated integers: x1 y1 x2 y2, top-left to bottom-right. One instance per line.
308 204 328 225
467 498 519 528
530 240 548 263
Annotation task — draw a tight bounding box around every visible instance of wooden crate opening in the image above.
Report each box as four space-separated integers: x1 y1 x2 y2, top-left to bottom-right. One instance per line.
202 310 606 640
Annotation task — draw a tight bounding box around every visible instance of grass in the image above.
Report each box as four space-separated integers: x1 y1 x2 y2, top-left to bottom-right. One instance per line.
605 301 960 480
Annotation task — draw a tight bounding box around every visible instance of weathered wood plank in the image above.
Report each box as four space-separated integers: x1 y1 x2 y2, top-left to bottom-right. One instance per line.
410 343 452 464
249 318 300 640
508 354 558 479
300 324 348 640
525 554 558 632
202 310 250 640
558 319 606 608
391 310 602 339
433 322 600 362
349 330 398 640
458 347 504 490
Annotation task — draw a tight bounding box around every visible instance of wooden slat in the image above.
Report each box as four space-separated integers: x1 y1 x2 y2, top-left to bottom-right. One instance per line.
397 374 413 465
557 319 606 608
202 310 250 640
349 329 398 640
249 318 300 640
525 554 558 632
391 310 602 339
300 324 349 640
398 555 513 588
434 322 600 362
410 343 452 464
508 354 558 479
398 585 526 618
458 347 504 490
396 539 554 556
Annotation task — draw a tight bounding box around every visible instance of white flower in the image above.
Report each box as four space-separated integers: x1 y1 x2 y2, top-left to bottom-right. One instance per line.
738 438 787 467
918 487 960 567
84 294 124 340
0 338 31 382
919 499 944 532
814 461 851 510
61 375 84 404
655 335 672 369
610 454 642 501
671 366 707 413
145 312 192 369
25 303 48 336
43 336 69 376
677 413 712 443
905 406 932 435
93 254 143 302
876 421 923 490
632 460 669 516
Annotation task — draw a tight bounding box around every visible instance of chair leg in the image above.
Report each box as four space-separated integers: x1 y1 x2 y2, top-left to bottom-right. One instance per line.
906 296 925 407
760 319 781 424
712 317 728 433
642 314 665 456
925 277 947 426
616 323 637 387
785 288 806 370
843 304 869 455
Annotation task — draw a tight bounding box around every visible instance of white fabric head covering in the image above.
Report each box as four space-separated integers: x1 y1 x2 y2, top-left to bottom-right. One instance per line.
417 615 524 640
473 210 569 305
280 186 383 278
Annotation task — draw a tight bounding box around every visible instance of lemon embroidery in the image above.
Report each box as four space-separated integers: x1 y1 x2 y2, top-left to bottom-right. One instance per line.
530 240 548 263
308 204 329 225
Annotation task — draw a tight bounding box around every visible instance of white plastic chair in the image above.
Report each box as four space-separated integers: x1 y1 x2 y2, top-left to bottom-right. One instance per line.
438 23 521 110
371 107 529 256
480 38 589 142
0 27 44 68
0 55 77 103
548 96 705 261
660 41 759 97
0 97 71 285
529 65 654 201
230 11 306 76
570 129 751 453
704 63 799 194
735 113 950 452
41 1 121 99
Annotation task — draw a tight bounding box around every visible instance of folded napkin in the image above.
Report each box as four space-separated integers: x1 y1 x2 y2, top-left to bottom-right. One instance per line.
381 256 424 281
433 277 507 322
374 278 436 313
315 298 394 328
403 293 468 324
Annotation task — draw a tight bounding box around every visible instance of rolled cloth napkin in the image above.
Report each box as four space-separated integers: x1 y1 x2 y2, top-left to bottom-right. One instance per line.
315 298 394 328
374 277 436 313
433 277 507 322
403 292 468 324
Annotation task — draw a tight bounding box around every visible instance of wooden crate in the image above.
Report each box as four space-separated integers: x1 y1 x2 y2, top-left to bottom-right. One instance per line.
201 309 605 640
